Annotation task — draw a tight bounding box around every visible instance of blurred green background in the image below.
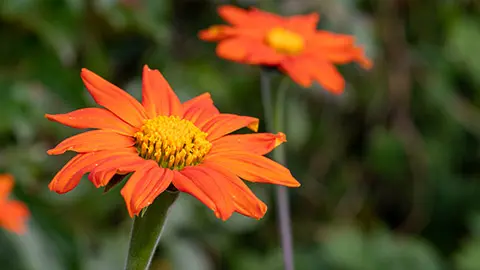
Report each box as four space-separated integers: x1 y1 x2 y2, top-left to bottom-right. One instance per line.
1 0 480 269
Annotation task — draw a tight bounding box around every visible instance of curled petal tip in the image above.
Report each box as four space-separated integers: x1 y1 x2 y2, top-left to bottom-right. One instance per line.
46 146 68 155
198 28 213 40
198 25 232 41
47 182 55 191
80 69 94 82
44 113 62 123
352 46 373 70
143 64 152 72
80 68 90 76
248 120 259 132
256 203 268 219
48 182 66 194
290 180 301 187
214 208 234 221
275 132 287 145
360 57 374 70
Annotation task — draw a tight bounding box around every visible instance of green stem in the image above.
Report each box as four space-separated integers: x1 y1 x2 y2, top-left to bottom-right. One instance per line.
260 70 295 270
274 77 289 132
124 191 179 270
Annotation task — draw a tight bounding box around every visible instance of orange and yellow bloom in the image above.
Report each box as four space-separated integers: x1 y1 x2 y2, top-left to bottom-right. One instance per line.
0 174 29 234
46 66 299 220
199 5 373 94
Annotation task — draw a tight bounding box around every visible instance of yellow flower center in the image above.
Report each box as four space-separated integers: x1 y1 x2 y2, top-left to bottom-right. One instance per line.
134 116 212 170
265 27 305 55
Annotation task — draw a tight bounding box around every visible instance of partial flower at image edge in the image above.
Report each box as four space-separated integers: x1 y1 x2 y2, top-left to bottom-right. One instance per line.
0 174 29 235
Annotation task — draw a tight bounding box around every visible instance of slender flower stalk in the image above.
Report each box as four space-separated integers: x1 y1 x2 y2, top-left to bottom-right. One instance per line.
261 70 294 270
125 191 178 270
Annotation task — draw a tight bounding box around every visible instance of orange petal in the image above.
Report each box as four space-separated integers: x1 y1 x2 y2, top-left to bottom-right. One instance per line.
48 149 134 193
216 37 254 62
47 130 135 155
198 25 235 41
88 152 144 187
317 48 358 64
141 65 183 118
217 5 251 26
210 132 286 156
119 161 158 217
45 108 136 136
248 7 284 26
279 59 313 87
175 166 235 220
310 31 355 49
319 47 373 69
0 174 14 199
203 163 267 219
0 201 29 234
182 93 220 126
81 68 147 127
205 151 300 187
285 13 319 36
182 93 218 114
172 171 216 213
48 154 84 193
184 106 219 128
305 58 345 94
125 166 173 216
246 43 284 65
312 42 372 70
352 46 373 69
201 114 259 141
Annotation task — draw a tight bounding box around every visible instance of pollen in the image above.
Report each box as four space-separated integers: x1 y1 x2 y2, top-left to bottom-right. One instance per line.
265 27 305 55
134 116 212 170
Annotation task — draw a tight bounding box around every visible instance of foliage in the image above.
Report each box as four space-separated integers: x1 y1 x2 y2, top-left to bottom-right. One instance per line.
0 0 480 269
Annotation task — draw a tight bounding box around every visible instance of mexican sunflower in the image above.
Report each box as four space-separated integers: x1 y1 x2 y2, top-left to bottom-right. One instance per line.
199 5 373 94
0 174 29 234
46 65 300 220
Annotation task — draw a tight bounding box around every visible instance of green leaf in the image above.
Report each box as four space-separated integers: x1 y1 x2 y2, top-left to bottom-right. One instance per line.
446 17 480 86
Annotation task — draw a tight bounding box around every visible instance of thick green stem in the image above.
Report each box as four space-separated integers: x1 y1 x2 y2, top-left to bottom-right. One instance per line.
260 70 295 270
124 191 178 270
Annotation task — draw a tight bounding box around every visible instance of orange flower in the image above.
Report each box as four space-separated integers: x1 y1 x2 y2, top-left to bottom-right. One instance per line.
46 66 300 220
199 5 373 94
0 174 29 234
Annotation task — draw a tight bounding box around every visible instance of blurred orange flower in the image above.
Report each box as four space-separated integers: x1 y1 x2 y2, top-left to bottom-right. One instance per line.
0 174 29 234
46 65 300 220
199 5 373 94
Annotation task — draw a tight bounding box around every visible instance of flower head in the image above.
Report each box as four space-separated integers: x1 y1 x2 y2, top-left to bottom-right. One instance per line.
199 5 373 94
0 174 29 234
46 65 300 220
